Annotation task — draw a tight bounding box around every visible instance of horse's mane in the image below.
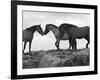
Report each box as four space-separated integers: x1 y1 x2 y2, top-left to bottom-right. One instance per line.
47 24 58 29
25 25 39 31
59 23 78 29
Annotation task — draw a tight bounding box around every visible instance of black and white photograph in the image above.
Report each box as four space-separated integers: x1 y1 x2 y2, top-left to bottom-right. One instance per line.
11 1 97 79
22 11 90 69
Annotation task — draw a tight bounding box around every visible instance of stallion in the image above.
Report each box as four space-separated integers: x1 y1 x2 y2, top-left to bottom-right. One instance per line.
23 24 44 54
59 23 90 49
44 24 76 50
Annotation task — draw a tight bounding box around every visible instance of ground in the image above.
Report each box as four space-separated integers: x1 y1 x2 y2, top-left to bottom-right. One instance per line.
23 48 89 69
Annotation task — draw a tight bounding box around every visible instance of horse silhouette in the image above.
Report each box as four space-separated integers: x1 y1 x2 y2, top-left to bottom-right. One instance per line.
59 23 90 49
44 24 75 50
23 24 44 54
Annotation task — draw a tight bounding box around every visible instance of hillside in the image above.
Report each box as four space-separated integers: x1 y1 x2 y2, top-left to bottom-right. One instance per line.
23 48 89 69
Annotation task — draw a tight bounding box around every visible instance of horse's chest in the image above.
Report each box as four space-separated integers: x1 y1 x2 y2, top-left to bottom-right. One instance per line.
23 30 33 41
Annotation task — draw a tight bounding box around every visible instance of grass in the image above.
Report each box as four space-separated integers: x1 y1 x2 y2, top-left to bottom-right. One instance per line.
23 48 90 69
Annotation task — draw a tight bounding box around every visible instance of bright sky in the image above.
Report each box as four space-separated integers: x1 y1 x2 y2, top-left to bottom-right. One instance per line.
23 11 90 52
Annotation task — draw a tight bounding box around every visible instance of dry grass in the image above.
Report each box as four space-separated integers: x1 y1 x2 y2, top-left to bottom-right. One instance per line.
23 48 90 69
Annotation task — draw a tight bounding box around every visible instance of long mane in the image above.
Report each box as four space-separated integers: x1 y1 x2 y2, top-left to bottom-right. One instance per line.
26 25 38 31
47 24 58 29
25 25 39 32
59 23 78 29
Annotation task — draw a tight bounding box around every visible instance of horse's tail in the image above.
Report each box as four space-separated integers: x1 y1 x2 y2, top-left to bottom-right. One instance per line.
86 26 90 37
87 26 90 40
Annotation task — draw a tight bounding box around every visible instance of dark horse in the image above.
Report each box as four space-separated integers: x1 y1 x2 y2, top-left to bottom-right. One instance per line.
23 24 44 54
44 24 75 50
59 23 90 49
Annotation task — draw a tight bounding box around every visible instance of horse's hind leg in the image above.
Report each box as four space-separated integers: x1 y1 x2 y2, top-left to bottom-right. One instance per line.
86 39 90 48
23 41 27 53
85 37 90 48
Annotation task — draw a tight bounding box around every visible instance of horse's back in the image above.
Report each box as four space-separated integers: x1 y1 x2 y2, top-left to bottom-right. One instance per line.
59 23 89 39
59 23 77 31
23 29 33 42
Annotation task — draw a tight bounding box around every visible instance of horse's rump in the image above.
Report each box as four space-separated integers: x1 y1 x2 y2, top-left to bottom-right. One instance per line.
68 26 89 39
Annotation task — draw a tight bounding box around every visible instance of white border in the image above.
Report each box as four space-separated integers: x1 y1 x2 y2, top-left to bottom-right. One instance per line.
17 5 94 75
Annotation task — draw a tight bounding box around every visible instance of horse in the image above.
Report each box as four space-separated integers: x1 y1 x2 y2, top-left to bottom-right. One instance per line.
44 24 76 50
59 23 90 49
23 24 44 54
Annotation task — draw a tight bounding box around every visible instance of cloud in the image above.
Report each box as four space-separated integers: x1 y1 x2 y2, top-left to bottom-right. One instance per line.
23 11 90 51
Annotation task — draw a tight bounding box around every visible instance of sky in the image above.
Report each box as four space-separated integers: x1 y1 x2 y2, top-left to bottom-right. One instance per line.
23 10 90 52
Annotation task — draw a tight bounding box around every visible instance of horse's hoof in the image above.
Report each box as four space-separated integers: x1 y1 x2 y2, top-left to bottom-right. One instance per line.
28 53 32 56
57 48 60 50
28 52 32 56
57 49 60 51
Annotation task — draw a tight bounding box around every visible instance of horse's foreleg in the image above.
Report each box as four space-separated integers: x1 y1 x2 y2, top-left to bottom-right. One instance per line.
55 40 60 50
69 37 74 50
71 39 77 50
69 40 72 50
72 41 75 49
29 41 32 54
23 42 27 53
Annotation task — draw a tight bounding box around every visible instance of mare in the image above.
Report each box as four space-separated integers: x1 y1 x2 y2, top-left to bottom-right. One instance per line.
44 24 76 50
59 23 90 49
23 24 44 54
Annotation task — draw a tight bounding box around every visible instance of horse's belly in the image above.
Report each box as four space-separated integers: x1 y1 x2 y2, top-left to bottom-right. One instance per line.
23 30 33 41
23 36 33 41
61 33 69 40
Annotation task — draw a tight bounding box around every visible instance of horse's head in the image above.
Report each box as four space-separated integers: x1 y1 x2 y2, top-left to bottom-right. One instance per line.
44 24 51 35
35 24 44 35
44 24 58 35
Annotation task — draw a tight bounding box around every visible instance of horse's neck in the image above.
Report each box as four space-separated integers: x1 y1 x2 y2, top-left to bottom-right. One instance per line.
26 27 36 34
